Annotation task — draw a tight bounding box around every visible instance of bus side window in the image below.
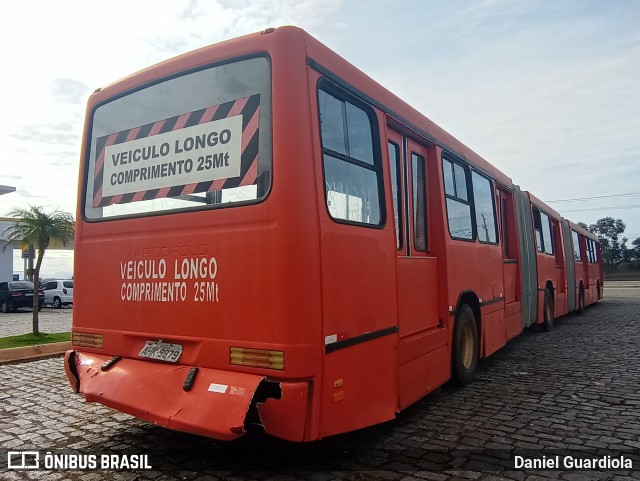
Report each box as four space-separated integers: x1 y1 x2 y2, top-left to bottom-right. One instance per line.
531 207 554 254
442 157 473 240
587 239 597 263
540 212 554 255
319 86 383 226
388 142 403 249
501 196 509 257
572 230 582 261
532 207 544 252
471 171 497 244
412 152 427 251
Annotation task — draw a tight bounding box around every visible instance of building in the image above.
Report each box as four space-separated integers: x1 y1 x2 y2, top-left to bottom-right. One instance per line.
0 185 18 280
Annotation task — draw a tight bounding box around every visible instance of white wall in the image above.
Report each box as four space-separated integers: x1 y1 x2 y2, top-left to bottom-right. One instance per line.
0 247 12 281
0 219 16 281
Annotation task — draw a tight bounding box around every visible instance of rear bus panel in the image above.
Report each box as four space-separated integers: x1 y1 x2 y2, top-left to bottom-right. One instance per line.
69 28 327 442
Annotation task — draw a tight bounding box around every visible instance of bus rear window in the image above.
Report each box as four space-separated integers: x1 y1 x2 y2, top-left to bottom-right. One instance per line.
84 56 272 220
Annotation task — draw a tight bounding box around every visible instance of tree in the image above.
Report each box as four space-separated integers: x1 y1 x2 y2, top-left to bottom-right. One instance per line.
577 222 589 231
2 206 75 335
630 237 640 264
587 217 627 272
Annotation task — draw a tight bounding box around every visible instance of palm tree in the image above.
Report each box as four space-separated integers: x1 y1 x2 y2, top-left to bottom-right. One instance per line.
2 206 75 335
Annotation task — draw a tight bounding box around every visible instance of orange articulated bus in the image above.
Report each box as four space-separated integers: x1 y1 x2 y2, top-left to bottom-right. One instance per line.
64 26 603 442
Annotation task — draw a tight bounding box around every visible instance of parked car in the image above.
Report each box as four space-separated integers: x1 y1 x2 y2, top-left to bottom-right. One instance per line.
0 281 44 312
42 279 74 308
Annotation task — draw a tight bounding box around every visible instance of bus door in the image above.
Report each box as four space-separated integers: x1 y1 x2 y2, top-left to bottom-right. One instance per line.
552 218 567 315
387 129 446 408
581 234 590 296
498 188 522 340
585 237 600 302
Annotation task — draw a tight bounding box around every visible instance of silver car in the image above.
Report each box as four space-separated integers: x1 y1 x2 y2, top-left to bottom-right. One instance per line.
42 280 74 308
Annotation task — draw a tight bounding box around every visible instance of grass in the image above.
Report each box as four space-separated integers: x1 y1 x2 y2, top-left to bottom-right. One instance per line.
0 332 71 350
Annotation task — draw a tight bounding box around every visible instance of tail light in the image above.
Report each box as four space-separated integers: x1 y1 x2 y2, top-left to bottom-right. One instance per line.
39 290 44 296
72 332 104 348
230 347 284 370
11 292 21 297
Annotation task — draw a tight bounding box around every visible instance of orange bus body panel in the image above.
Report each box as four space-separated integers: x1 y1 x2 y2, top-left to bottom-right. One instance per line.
70 27 325 441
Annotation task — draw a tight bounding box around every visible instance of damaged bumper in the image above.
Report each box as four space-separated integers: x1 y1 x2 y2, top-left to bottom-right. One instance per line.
64 350 309 441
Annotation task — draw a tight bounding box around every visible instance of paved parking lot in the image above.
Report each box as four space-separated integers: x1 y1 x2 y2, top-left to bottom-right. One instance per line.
0 306 72 338
0 284 639 480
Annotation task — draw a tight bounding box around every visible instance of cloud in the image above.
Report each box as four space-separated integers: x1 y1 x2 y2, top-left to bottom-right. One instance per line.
159 0 343 53
178 0 204 21
11 123 79 147
51 79 91 105
330 1 640 234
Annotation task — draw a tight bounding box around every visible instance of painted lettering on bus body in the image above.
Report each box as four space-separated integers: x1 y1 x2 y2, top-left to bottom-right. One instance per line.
120 259 167 280
173 257 217 280
127 244 208 259
119 255 220 303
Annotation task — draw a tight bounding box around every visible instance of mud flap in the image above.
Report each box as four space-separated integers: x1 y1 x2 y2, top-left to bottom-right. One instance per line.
64 350 79 393
67 351 266 440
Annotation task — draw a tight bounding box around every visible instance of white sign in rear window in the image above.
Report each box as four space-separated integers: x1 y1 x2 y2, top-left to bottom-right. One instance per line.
102 115 242 198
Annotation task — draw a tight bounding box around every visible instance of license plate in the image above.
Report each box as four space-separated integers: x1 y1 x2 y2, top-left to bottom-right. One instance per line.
138 341 183 363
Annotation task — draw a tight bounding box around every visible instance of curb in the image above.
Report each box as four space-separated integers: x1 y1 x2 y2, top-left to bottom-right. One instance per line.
0 341 71 364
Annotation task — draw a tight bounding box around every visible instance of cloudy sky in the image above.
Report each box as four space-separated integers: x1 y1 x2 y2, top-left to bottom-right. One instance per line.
1 0 639 277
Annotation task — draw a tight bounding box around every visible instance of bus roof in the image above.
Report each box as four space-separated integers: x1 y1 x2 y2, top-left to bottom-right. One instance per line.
89 26 514 190
527 192 563 220
528 193 599 241
566 219 599 241
89 28 277 105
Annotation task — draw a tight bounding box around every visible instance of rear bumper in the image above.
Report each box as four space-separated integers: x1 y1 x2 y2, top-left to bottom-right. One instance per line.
10 298 43 308
64 350 310 441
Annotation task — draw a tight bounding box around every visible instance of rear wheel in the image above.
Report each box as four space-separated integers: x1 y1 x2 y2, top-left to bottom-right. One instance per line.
1 300 8 313
452 304 478 386
541 288 554 331
53 297 62 309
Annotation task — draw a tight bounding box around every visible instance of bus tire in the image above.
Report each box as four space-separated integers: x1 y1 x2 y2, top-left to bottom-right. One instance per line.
541 288 554 331
452 304 478 386
577 285 585 314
